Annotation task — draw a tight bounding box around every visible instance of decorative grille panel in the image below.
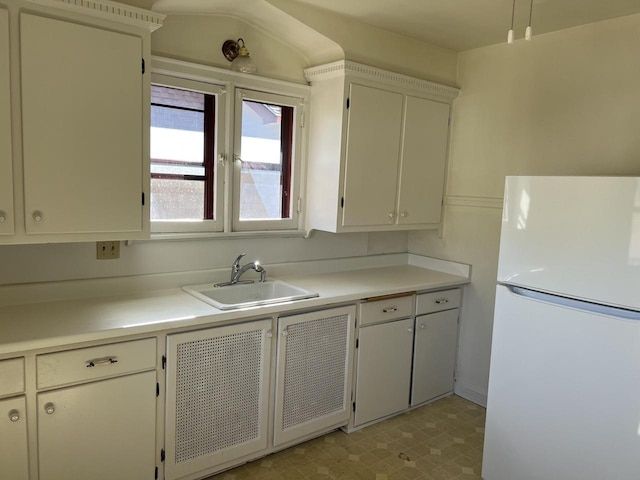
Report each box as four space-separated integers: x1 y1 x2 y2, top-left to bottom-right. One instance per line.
174 329 264 464
282 314 349 430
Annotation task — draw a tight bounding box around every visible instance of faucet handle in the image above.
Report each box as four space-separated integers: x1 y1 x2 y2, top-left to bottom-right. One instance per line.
232 253 246 267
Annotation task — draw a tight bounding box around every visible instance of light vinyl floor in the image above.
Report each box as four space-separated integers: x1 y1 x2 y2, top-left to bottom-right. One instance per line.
212 395 486 480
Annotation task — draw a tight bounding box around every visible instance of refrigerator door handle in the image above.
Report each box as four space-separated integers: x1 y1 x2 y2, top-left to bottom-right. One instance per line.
507 285 640 321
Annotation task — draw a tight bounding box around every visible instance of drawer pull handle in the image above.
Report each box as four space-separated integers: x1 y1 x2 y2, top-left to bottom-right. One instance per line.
382 306 398 313
44 403 55 415
86 357 118 368
435 299 449 304
9 409 20 422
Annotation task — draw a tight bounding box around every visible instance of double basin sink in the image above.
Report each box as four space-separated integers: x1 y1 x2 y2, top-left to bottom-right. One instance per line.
183 280 319 310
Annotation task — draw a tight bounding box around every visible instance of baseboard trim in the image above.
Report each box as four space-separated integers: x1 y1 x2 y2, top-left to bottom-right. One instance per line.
454 382 487 407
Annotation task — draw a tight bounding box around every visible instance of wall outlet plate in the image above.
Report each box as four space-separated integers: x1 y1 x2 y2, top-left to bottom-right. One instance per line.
96 241 120 260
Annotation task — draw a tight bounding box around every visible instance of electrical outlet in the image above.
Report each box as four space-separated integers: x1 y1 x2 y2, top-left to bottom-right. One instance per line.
96 241 120 260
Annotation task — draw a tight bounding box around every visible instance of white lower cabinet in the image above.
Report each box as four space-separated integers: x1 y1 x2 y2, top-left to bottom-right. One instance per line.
0 396 29 480
354 318 414 426
411 309 459 406
274 305 355 446
37 370 157 480
165 319 272 480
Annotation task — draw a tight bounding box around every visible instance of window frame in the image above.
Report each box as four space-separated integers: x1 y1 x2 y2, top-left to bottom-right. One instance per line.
149 73 226 234
232 88 304 232
149 57 310 238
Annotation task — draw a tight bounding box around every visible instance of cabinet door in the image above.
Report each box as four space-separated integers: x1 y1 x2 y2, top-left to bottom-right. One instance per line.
0 9 13 235
397 96 450 226
0 396 29 480
20 13 144 235
274 305 355 446
342 83 403 227
165 319 272 480
411 309 459 406
37 371 157 480
354 318 413 426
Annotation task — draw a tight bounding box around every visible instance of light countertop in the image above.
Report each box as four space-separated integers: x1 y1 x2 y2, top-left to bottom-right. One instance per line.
0 265 468 356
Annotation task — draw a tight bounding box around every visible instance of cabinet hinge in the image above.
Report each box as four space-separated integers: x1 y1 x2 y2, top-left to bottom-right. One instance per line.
352 402 356 412
156 383 160 397
355 338 359 349
448 116 451 126
300 110 305 128
162 355 166 370
161 449 166 462
346 97 350 109
341 197 344 208
154 467 158 479
142 58 146 74
142 192 145 206
297 197 302 215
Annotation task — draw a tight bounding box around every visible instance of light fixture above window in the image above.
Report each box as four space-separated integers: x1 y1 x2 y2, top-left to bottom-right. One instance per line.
222 38 257 74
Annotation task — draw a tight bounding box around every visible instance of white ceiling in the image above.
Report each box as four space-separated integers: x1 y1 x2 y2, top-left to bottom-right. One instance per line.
283 0 640 51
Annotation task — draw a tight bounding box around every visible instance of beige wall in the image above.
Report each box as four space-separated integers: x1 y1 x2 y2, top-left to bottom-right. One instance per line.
265 0 458 85
410 14 640 405
151 14 310 84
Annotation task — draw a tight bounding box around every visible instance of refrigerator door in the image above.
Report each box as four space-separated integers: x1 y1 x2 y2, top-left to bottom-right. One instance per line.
483 285 640 480
498 176 640 310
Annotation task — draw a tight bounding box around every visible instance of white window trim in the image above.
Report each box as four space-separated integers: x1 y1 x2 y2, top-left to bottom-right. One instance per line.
149 56 310 238
232 88 304 232
149 73 226 233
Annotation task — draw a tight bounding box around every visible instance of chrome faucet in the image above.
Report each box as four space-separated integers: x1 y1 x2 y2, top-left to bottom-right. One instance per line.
215 253 267 287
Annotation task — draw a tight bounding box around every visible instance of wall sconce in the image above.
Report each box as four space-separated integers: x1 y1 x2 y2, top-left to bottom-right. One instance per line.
222 38 257 74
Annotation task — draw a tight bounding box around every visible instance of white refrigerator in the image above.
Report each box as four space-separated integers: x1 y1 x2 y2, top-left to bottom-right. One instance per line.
482 176 640 480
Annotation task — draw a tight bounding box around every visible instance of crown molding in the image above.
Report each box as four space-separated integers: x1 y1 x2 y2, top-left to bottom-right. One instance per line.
304 60 460 100
24 0 165 31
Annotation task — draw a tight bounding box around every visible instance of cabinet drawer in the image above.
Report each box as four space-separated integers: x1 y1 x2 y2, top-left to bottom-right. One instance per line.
0 357 25 397
360 294 413 326
37 338 156 389
416 289 461 315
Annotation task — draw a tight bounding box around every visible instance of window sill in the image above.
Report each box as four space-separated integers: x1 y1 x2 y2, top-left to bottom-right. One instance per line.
127 229 309 244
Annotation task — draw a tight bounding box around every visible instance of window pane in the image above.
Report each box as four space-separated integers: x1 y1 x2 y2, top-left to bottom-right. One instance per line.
239 100 293 221
150 85 213 222
150 178 204 220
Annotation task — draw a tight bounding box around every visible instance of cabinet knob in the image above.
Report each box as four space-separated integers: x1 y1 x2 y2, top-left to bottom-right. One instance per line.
282 329 288 337
400 211 408 218
0 211 6 223
408 328 413 334
266 330 273 338
419 324 425 330
33 211 43 223
8 409 20 422
44 403 55 415
388 211 396 219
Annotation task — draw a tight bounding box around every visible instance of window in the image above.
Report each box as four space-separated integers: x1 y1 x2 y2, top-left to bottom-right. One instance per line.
233 90 302 231
149 65 306 236
149 75 225 233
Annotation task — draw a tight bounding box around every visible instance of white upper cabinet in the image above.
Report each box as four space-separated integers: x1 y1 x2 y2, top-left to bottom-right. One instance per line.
20 14 143 236
0 9 13 236
0 0 163 244
342 84 403 227
396 95 451 226
304 61 459 233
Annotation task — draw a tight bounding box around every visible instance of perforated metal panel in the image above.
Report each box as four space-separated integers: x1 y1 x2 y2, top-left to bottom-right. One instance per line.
174 329 264 464
281 314 349 430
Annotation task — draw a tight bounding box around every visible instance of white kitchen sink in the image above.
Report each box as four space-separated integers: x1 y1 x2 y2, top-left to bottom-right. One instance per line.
182 280 319 310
